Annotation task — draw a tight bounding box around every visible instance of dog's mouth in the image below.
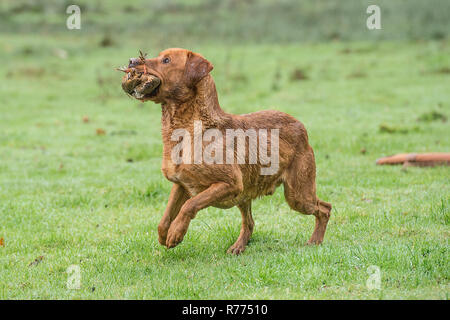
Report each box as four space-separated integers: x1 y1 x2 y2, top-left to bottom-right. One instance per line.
121 69 161 100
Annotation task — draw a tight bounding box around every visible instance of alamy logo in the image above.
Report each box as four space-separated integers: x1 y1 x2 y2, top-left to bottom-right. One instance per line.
66 5 81 30
66 264 81 289
366 265 381 290
366 5 381 30
171 121 279 175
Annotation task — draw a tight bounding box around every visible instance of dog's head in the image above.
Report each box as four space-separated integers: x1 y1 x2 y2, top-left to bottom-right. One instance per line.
120 48 214 104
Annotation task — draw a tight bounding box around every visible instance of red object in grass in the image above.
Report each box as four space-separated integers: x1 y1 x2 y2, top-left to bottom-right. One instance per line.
376 153 450 166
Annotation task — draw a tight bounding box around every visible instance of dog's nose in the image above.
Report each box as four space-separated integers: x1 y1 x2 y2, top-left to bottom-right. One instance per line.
128 58 141 68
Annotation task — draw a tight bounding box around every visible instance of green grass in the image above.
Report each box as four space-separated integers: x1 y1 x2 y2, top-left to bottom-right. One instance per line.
2 0 450 42
0 0 449 299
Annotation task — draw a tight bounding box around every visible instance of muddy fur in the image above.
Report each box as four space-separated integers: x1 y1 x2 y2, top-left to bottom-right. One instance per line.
121 48 332 254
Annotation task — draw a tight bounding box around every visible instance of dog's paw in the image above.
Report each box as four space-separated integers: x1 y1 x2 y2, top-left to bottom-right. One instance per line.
165 218 189 248
227 243 246 255
166 232 183 248
306 239 323 246
158 233 167 247
166 231 184 248
157 222 170 246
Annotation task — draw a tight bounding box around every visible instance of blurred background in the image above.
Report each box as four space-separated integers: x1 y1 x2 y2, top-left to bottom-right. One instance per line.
1 0 450 43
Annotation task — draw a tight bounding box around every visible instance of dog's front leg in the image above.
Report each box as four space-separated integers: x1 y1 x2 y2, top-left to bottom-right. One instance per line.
158 184 190 246
166 182 241 248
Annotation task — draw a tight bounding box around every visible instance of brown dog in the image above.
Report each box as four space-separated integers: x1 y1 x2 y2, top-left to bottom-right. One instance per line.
120 48 332 254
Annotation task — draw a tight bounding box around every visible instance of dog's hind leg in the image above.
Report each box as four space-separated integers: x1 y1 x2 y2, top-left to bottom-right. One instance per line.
158 183 190 246
227 200 254 255
283 146 332 245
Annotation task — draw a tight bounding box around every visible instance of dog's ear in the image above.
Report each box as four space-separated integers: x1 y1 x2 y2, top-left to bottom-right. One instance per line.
184 51 213 86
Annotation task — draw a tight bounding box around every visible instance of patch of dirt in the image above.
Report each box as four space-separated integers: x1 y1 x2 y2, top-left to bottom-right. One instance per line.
378 124 420 134
96 128 106 135
99 34 114 47
435 67 450 74
6 67 46 78
290 68 308 81
417 111 447 122
347 71 367 79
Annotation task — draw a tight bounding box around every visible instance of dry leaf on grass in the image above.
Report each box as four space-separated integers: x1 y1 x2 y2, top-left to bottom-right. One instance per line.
0 237 4 247
96 128 106 135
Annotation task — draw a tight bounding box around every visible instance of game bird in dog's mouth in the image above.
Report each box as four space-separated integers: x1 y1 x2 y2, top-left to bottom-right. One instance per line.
118 48 332 254
118 50 161 99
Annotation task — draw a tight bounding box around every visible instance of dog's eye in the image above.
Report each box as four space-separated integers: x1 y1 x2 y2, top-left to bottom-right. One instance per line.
162 57 170 64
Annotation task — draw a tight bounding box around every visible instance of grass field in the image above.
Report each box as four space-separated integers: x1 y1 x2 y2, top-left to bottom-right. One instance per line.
0 0 449 300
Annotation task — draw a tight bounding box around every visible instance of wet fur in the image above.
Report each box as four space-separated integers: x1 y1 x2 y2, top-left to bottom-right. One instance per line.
122 48 332 254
